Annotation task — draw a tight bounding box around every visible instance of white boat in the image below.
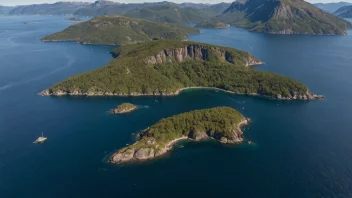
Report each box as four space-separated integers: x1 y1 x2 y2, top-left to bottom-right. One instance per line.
34 132 47 143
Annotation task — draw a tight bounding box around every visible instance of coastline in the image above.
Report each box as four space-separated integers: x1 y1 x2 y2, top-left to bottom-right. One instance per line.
110 117 248 164
111 106 137 114
39 86 324 100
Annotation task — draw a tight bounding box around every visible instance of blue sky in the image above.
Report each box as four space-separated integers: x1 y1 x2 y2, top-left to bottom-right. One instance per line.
1 0 351 6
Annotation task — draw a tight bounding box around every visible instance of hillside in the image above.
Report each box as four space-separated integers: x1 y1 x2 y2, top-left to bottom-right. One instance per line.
41 15 199 45
123 4 213 24
74 1 227 18
335 5 352 18
0 6 13 15
314 2 351 13
202 2 232 15
218 0 351 35
9 2 89 15
110 107 248 163
195 21 229 29
74 1 169 16
41 40 322 100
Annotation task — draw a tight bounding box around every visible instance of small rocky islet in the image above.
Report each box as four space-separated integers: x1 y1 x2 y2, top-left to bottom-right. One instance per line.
111 103 137 114
195 21 229 29
110 107 249 163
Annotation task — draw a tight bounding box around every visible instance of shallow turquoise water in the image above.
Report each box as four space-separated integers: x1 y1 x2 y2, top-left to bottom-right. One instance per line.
1 16 352 197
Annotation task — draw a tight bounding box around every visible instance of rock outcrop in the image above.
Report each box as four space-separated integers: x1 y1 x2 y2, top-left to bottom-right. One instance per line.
144 44 263 66
111 103 137 114
276 91 324 100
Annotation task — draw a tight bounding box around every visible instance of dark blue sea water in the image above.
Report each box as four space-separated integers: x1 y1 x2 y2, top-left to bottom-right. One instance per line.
1 16 352 198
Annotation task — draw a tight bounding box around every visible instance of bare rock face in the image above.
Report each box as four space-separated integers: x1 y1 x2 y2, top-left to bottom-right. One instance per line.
227 130 243 143
189 129 208 141
111 148 135 163
144 44 260 66
134 148 155 160
274 3 293 19
276 91 324 100
220 137 228 143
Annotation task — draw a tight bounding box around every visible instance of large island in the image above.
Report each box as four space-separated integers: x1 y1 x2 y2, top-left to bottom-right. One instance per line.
41 15 199 46
41 40 323 100
110 107 248 163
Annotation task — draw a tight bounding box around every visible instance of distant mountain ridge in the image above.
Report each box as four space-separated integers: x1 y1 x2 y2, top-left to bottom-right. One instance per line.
74 1 173 16
314 2 352 13
335 5 352 18
9 2 89 15
217 0 351 35
0 6 13 15
123 4 213 24
7 1 227 19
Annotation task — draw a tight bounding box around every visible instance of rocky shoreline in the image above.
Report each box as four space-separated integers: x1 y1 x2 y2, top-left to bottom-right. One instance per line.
111 103 137 114
109 117 249 164
40 87 324 100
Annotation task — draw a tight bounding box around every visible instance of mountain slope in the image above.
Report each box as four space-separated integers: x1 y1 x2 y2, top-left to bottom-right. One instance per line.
335 5 352 18
74 1 171 16
314 2 351 13
41 40 322 100
0 6 13 15
9 2 89 15
218 0 351 35
124 4 212 24
41 15 199 45
202 2 232 15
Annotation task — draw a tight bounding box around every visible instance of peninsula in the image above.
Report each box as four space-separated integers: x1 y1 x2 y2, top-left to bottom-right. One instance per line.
111 103 137 114
41 40 323 100
41 15 199 46
195 21 229 29
110 107 248 163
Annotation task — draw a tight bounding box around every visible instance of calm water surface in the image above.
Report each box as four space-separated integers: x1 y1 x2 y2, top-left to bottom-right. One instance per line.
1 16 352 198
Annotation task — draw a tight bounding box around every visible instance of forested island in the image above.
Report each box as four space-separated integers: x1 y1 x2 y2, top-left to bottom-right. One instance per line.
111 103 137 114
41 15 199 46
41 40 323 100
110 107 248 163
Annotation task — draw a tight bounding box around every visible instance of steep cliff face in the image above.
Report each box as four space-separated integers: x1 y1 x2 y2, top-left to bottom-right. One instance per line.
144 44 262 66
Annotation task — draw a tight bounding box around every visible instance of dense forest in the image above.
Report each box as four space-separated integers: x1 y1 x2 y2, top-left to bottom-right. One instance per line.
43 40 315 100
41 16 199 45
111 107 246 163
